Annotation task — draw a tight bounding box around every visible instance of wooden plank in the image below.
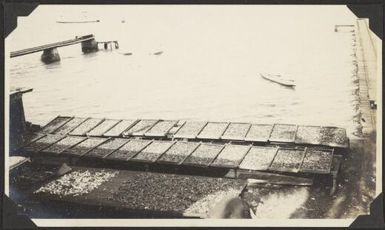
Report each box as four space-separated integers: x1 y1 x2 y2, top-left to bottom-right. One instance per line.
52 117 88 135
243 173 313 186
22 132 47 147
320 127 349 148
239 146 279 171
106 139 152 161
40 116 73 134
123 119 159 136
86 119 121 136
9 156 30 171
69 118 104 136
166 120 186 137
269 148 305 173
299 148 334 174
269 124 298 143
9 87 33 96
173 121 207 139
221 123 251 141
196 122 229 140
244 124 273 142
182 143 224 167
41 136 87 154
63 137 107 156
144 120 178 137
295 125 322 145
131 141 175 163
157 141 200 165
10 35 95 58
84 138 130 158
23 134 66 153
103 119 138 137
210 144 251 168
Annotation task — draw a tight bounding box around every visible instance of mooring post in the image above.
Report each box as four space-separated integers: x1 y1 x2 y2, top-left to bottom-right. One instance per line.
9 88 33 153
81 35 99 53
41 47 61 64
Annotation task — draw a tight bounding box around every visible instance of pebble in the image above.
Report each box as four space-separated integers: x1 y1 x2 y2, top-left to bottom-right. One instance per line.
34 170 118 196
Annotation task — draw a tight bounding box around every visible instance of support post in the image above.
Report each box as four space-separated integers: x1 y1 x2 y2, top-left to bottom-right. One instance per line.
9 88 33 153
41 48 61 64
81 38 99 53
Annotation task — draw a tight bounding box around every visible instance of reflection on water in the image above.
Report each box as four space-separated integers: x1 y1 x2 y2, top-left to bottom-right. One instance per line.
8 6 357 133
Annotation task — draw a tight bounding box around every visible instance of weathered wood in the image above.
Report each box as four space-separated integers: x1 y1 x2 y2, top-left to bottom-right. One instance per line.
40 116 73 134
243 172 314 186
174 121 207 139
182 143 224 167
144 120 178 137
210 144 251 168
87 119 121 136
84 138 130 159
157 141 200 165
269 124 298 143
131 140 175 163
239 146 279 171
24 134 66 153
52 117 88 135
197 122 229 140
103 119 138 137
299 148 334 174
106 139 152 161
269 148 305 173
221 123 251 141
69 118 104 136
10 35 96 58
320 126 349 148
295 125 322 145
62 137 108 157
41 136 87 154
244 124 273 142
123 119 159 136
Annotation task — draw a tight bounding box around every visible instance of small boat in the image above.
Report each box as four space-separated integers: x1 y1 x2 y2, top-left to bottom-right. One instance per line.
260 73 295 87
153 51 163 55
56 20 100 24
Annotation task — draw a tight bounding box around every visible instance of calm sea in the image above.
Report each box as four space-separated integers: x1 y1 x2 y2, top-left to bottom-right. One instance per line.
8 6 357 133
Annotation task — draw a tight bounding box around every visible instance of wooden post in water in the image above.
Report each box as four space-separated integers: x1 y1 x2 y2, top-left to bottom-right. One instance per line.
81 35 99 53
41 48 61 64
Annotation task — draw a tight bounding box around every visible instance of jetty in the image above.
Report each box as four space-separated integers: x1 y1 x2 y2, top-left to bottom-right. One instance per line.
10 34 99 64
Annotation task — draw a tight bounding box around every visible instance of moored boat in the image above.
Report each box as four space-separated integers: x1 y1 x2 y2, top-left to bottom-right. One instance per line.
260 73 296 87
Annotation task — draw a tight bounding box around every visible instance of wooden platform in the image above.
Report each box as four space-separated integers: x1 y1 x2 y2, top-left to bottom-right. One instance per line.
36 116 350 148
19 116 346 183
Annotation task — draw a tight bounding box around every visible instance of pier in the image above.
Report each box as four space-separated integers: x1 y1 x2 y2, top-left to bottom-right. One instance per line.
10 34 99 63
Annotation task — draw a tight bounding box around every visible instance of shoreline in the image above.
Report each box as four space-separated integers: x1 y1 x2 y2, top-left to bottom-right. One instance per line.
331 18 378 218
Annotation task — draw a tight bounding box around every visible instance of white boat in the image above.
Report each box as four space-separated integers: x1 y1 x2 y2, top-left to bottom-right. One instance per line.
56 20 100 23
260 73 295 87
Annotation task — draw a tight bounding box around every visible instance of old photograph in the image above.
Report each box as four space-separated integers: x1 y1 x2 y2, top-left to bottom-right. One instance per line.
5 4 382 226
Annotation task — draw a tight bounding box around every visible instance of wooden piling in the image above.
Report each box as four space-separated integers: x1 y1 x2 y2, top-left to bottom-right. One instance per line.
41 48 61 64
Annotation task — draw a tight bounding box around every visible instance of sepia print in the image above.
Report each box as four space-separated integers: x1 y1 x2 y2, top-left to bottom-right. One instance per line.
5 4 382 227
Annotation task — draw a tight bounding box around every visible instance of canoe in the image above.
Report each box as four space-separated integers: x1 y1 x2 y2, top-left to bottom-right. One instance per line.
56 20 100 24
260 74 295 87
